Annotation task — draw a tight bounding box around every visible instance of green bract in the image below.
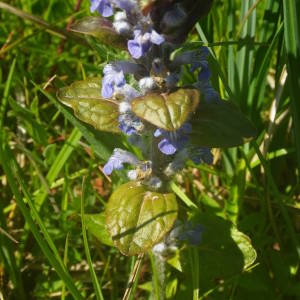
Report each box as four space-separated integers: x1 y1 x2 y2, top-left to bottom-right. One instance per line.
71 17 126 49
106 182 178 256
84 213 113 247
131 88 199 131
190 100 256 147
57 78 120 133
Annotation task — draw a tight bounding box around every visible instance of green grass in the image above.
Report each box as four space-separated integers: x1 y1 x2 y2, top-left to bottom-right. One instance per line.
0 0 299 299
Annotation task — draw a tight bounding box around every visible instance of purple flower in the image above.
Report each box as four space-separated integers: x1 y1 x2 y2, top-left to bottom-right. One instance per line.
128 28 165 59
102 64 126 98
114 0 138 14
157 138 177 155
90 0 113 17
102 61 148 98
103 148 140 175
154 123 192 155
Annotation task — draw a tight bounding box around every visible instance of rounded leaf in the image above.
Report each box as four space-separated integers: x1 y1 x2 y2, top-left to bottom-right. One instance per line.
57 78 120 133
84 213 113 246
71 17 126 49
131 88 199 131
106 182 178 256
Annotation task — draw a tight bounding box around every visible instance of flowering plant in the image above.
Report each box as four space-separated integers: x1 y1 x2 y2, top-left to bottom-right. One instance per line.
57 0 256 256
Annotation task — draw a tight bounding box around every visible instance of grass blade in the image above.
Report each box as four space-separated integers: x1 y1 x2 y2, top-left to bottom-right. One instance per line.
81 177 104 300
34 127 82 211
0 202 25 299
252 141 300 259
61 234 69 300
0 58 16 130
170 181 198 209
283 0 300 173
0 141 84 300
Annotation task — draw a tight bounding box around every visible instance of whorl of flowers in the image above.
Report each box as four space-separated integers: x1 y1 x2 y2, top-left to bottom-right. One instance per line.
91 0 218 188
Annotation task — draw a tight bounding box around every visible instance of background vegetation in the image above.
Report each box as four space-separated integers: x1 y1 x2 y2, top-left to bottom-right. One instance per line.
0 0 299 299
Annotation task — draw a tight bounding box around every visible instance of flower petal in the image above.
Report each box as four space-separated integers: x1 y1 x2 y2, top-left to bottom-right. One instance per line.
158 138 177 155
101 79 114 98
90 0 113 17
100 0 113 17
90 0 101 13
103 148 140 175
150 29 165 45
114 0 138 13
128 40 143 59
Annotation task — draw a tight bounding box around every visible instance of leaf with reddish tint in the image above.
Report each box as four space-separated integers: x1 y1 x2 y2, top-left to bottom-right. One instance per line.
131 88 199 131
71 16 126 49
106 182 178 256
57 78 120 133
84 213 113 246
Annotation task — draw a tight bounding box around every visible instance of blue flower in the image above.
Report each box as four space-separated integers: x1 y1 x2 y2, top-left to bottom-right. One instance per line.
102 61 148 98
128 28 165 59
90 0 113 17
157 138 177 155
114 0 138 14
103 148 140 175
102 64 126 98
154 123 192 155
